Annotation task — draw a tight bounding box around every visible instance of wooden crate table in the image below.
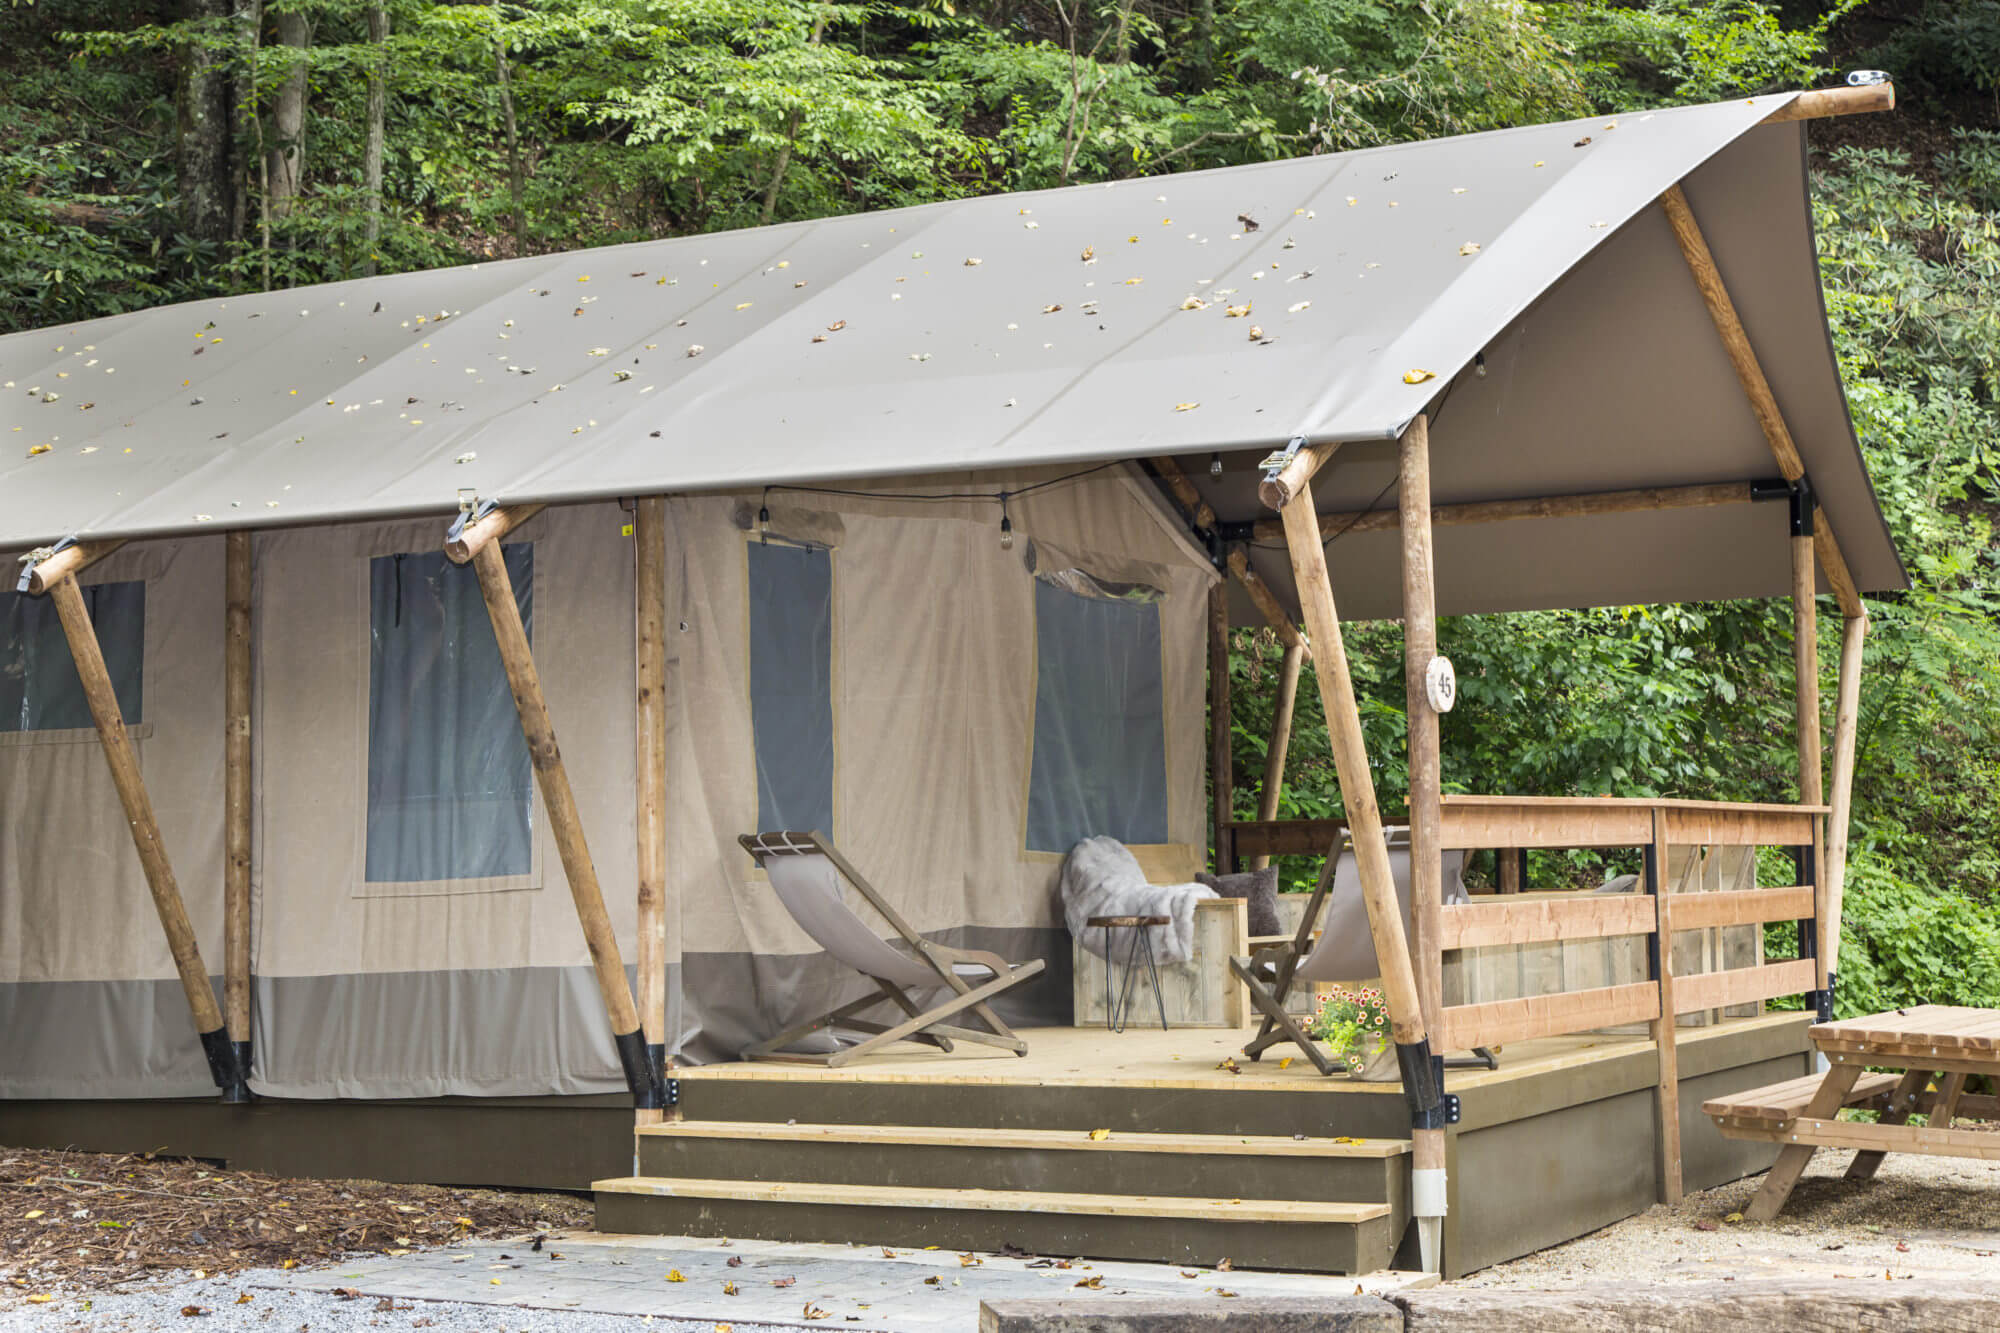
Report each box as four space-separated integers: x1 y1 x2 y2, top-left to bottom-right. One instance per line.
1706 1005 2000 1220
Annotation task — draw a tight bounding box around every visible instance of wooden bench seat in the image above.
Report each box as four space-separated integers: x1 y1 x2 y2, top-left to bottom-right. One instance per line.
1704 1070 1903 1125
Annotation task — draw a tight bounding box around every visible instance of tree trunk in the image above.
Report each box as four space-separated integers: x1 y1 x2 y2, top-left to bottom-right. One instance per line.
230 0 262 242
362 1 389 275
493 3 526 251
759 14 826 225
266 7 311 219
175 0 236 245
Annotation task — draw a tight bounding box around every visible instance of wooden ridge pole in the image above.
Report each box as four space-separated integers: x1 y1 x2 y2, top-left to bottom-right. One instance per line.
1760 83 1894 125
632 497 672 1126
1820 613 1869 996
1659 184 1863 618
1208 582 1235 874
1397 415 1449 1272
224 531 253 1089
47 571 247 1101
1247 480 1756 544
463 537 663 1109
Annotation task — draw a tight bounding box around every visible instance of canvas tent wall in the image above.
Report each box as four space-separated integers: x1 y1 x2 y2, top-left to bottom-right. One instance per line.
0 467 1213 1098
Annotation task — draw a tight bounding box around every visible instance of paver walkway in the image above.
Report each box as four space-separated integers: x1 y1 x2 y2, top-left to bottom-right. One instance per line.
254 1232 1426 1330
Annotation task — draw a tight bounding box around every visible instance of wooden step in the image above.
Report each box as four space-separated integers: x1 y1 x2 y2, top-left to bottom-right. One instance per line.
633 1119 1410 1206
594 1176 1391 1224
592 1174 1399 1273
637 1120 1409 1158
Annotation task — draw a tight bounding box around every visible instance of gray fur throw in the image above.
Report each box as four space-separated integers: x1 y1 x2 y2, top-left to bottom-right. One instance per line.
1060 836 1215 963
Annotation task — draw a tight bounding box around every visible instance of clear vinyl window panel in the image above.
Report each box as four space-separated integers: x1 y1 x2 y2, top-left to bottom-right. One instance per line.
748 540 834 837
1026 578 1168 853
0 580 145 733
365 545 533 883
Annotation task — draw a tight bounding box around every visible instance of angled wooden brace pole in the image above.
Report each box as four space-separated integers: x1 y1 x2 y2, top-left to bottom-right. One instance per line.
25 541 249 1102
1266 429 1449 1269
448 502 666 1110
1819 612 1869 1008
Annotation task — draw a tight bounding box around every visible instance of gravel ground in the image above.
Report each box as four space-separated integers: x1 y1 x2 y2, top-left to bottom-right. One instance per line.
1460 1145 2000 1287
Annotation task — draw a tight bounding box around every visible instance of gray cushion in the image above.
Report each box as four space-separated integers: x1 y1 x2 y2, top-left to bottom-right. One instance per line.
1197 866 1282 937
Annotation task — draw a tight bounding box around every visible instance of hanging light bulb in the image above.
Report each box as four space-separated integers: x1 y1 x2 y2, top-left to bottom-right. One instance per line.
757 497 771 543
1474 351 1488 379
1209 452 1224 476
999 513 1015 551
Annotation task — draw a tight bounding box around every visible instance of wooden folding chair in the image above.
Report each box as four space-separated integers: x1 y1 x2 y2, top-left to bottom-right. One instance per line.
738 831 1047 1068
1229 829 1495 1075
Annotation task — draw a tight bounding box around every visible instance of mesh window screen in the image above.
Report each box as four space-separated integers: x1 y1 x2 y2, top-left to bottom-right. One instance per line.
748 540 834 837
0 581 145 732
365 545 533 883
1026 576 1168 853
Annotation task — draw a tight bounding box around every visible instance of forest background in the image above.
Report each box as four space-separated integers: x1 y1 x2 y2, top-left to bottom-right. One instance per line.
5 0 2000 1017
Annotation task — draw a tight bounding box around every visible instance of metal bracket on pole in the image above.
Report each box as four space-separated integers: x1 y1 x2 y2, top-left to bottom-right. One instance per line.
1788 476 1816 538
15 536 76 594
1258 435 1307 490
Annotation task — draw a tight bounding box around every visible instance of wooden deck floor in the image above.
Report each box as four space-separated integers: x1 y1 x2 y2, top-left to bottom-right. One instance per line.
679 1010 1806 1094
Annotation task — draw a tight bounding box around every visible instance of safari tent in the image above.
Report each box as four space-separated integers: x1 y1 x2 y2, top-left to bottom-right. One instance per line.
0 82 1903 1276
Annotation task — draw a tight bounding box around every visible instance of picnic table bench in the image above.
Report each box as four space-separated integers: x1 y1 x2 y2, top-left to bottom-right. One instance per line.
1705 1005 2000 1220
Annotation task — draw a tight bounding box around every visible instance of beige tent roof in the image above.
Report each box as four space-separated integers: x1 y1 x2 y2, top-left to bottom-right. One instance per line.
0 90 1904 617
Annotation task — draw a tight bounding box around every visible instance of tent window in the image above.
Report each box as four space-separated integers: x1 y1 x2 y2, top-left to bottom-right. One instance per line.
1026 575 1169 853
749 540 834 837
0 581 145 734
365 546 533 885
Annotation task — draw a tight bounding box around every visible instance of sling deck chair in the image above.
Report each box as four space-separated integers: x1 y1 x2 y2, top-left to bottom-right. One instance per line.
738 831 1046 1068
1228 829 1497 1075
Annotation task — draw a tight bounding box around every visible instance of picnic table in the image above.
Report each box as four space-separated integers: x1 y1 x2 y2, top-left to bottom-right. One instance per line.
1704 1004 2000 1221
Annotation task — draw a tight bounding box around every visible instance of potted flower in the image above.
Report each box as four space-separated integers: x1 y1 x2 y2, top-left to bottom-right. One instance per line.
1307 986 1399 1080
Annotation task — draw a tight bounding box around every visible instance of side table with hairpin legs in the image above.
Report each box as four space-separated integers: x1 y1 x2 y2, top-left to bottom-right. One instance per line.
1085 915 1172 1032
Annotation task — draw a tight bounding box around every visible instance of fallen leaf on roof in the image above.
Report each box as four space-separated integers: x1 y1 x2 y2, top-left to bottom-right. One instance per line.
1174 401 1200 412
1403 369 1436 384
686 345 705 357
1574 136 1592 148
26 444 49 457
960 1253 982 1267
1180 296 1208 310
1288 301 1310 313
772 1276 797 1288
1224 303 1251 318
1074 1275 1104 1289
1459 242 1481 256
666 1269 686 1282
1088 1128 1110 1141
1123 277 1143 286
1043 304 1063 314
1237 214 1260 231
963 258 982 267
722 1281 737 1296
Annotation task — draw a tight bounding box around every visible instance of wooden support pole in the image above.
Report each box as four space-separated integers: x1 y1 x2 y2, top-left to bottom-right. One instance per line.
1398 415 1444 1046
467 539 661 1108
1260 441 1342 511
1760 83 1894 125
633 497 670 1126
445 501 546 566
1250 640 1306 872
1247 480 1756 544
1820 613 1869 988
1226 549 1308 654
1659 184 1863 618
22 539 125 596
1397 414 1449 1273
1276 477 1430 1050
1648 807 1684 1204
1792 534 1823 807
1207 581 1234 875
47 572 245 1100
1150 456 1217 530
224 531 253 1083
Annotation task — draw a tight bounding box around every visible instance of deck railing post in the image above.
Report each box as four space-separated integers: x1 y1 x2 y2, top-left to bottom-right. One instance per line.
1647 807 1684 1203
1207 582 1235 874
1820 614 1869 1014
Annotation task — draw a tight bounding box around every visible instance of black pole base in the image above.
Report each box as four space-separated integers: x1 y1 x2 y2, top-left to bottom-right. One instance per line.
1818 973 1837 1024
1396 1038 1449 1130
200 1027 251 1104
616 1028 666 1109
